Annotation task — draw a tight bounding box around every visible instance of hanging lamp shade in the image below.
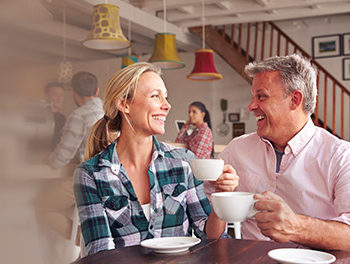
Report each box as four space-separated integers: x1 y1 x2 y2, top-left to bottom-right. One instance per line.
148 33 185 69
83 4 130 50
121 55 138 68
187 49 222 81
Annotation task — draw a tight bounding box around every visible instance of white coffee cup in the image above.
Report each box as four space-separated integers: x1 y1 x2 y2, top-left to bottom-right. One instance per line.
190 159 224 181
211 192 257 222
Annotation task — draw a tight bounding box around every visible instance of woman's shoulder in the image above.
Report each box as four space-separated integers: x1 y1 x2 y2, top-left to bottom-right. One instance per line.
78 141 117 173
159 141 196 162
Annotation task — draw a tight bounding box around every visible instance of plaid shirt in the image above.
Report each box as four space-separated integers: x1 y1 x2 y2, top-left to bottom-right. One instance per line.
175 122 213 159
48 97 104 168
74 137 211 256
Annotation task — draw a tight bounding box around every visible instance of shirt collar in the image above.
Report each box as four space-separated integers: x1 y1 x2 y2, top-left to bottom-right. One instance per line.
98 136 165 172
259 118 316 156
287 118 315 156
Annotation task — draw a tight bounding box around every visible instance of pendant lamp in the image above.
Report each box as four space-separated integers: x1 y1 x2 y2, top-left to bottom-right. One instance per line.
148 0 185 69
58 5 73 88
121 55 138 68
187 0 222 81
121 20 138 68
83 3 130 50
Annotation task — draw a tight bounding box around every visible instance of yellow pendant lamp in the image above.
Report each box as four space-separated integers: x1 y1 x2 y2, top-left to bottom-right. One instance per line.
187 0 222 81
148 0 185 69
83 3 130 50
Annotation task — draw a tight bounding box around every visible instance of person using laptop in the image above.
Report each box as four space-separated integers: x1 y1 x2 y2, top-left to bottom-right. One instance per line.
175 101 214 159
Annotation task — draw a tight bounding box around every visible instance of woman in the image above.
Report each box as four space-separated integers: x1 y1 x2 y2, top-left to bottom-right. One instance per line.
175 101 213 159
74 63 238 256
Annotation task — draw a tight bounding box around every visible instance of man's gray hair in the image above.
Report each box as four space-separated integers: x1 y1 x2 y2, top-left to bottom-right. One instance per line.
244 54 317 114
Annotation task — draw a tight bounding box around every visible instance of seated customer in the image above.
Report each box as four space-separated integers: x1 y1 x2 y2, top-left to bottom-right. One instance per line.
175 101 214 158
37 72 104 245
44 82 66 150
210 54 350 251
74 62 239 256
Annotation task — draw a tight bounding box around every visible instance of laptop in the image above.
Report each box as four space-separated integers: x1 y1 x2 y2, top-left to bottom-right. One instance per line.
175 120 186 132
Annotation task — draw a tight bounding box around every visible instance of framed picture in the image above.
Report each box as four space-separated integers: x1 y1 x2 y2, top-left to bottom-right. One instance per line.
342 33 350 56
343 58 350 81
228 113 240 122
232 122 245 138
312 34 341 59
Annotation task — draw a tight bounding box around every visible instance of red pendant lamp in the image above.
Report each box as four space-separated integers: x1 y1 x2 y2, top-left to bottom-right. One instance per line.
187 0 222 81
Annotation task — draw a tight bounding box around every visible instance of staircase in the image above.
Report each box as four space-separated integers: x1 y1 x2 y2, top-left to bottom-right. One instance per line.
190 22 349 141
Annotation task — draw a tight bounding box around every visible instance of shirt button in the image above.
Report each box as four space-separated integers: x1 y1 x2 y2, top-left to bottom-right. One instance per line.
154 208 158 213
150 225 154 229
111 164 118 172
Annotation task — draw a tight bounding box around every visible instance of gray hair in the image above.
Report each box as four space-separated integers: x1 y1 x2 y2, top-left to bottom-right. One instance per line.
244 54 317 114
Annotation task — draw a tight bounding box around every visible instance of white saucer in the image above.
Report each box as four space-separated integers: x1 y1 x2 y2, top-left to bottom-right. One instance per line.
268 248 336 264
140 236 201 254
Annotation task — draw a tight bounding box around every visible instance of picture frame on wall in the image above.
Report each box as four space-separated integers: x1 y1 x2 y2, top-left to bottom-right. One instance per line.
312 34 341 59
232 122 245 138
342 33 350 56
343 58 350 81
228 113 240 122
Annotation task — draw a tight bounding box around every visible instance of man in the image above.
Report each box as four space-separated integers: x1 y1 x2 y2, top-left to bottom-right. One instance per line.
44 82 66 150
38 72 104 243
218 54 350 250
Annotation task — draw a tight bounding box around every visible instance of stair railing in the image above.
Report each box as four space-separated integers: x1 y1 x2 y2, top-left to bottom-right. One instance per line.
213 22 349 140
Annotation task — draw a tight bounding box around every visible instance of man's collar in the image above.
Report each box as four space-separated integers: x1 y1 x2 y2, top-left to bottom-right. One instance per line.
259 118 315 156
287 118 315 156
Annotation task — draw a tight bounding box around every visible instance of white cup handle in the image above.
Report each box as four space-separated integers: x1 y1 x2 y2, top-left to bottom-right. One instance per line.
248 199 258 218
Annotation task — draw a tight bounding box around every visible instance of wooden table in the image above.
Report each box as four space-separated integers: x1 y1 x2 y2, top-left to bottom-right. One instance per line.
74 239 350 264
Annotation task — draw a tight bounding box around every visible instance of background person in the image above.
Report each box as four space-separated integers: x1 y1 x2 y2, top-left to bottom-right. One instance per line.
175 101 214 159
212 54 350 251
37 71 104 244
74 63 239 256
44 82 66 150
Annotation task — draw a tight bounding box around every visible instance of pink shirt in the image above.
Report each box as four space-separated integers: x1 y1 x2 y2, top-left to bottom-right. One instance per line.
217 119 350 240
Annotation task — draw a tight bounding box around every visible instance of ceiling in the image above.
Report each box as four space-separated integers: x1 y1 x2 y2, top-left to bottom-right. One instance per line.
1 0 350 70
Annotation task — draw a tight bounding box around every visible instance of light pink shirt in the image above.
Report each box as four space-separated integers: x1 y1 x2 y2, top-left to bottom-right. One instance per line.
217 119 350 240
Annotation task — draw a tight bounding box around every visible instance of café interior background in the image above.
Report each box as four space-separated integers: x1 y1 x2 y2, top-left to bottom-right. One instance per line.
0 1 349 263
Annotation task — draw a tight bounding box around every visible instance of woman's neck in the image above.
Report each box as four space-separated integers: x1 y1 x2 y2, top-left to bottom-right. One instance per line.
116 132 153 169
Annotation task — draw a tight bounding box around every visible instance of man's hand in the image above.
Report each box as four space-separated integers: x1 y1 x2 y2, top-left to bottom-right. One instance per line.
211 164 239 192
254 191 303 243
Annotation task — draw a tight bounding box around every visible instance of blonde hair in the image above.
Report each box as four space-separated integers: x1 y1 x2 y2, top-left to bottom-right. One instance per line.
84 62 161 160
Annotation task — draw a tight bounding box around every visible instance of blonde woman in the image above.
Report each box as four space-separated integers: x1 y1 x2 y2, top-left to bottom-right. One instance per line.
73 63 239 256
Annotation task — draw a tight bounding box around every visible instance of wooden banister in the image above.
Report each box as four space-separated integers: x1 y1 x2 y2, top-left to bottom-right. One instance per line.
206 21 349 140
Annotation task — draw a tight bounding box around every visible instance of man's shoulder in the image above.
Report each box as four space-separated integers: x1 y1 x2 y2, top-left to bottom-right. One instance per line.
227 132 260 147
314 126 350 151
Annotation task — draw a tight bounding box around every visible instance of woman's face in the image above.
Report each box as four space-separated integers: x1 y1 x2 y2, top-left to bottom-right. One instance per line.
188 105 205 127
125 71 171 136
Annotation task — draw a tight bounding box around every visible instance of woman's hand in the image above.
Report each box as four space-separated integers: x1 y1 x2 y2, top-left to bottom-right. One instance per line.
211 164 239 192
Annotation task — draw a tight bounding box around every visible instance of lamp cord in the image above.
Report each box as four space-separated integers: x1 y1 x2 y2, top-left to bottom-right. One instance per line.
202 0 205 49
128 19 131 56
63 4 66 61
163 0 167 32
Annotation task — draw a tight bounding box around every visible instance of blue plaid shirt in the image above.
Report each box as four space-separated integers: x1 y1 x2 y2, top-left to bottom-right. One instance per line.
74 137 211 256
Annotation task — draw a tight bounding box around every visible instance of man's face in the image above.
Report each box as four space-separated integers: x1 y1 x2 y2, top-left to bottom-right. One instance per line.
47 86 64 109
248 71 293 147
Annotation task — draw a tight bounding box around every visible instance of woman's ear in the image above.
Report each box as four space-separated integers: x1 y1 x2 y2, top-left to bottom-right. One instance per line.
117 99 130 113
290 90 303 110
